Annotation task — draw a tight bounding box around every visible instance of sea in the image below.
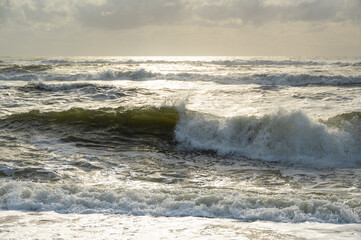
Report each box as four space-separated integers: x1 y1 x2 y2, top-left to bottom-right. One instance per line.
0 56 360 239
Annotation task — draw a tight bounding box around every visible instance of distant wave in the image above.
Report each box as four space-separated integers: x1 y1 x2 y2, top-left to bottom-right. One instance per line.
0 64 53 73
210 59 323 66
20 81 132 93
333 61 361 67
208 73 361 86
97 69 156 80
39 59 139 65
1 58 359 68
1 68 361 86
2 107 360 167
24 81 100 91
257 73 360 86
35 58 361 67
40 59 72 64
211 60 361 67
0 69 157 82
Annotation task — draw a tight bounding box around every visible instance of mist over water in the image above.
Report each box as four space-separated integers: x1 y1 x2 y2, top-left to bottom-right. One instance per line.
0 56 361 239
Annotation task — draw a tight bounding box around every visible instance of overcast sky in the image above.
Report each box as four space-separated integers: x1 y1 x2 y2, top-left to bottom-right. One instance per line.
1 0 361 56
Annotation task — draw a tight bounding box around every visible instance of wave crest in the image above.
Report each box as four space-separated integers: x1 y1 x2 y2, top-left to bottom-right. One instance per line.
175 110 361 166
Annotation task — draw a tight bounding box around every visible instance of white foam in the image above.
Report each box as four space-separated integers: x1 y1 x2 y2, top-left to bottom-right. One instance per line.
175 109 361 167
0 180 360 223
1 210 360 240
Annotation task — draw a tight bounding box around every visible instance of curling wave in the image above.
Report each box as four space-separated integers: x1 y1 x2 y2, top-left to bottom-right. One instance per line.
2 107 179 135
1 107 360 167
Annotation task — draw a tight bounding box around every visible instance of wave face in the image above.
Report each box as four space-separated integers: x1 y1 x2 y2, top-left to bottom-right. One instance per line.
2 107 360 167
3 107 179 134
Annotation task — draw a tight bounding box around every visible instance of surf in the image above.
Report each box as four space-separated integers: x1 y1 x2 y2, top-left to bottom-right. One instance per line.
1 107 360 167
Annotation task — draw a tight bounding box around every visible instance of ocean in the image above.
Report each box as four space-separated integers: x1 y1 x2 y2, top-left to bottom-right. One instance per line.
0 56 360 239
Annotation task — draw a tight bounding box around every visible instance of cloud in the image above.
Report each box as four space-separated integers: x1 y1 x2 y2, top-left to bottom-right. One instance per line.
0 0 360 31
193 0 276 25
195 0 361 26
281 0 359 22
0 0 10 25
0 0 73 30
74 0 188 30
1 0 360 56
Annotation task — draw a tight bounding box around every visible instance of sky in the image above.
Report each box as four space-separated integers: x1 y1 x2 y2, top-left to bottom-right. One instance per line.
0 0 361 56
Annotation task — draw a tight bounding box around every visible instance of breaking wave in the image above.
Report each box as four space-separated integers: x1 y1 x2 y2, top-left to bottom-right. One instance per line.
1 69 361 86
175 109 361 167
1 107 360 167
